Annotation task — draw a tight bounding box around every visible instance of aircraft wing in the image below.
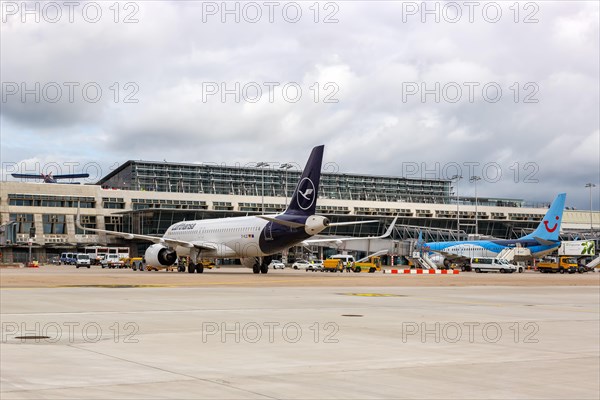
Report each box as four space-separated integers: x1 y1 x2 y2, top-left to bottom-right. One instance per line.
327 220 379 227
302 217 397 245
257 215 378 229
75 212 215 251
54 173 90 179
429 250 470 264
11 173 44 179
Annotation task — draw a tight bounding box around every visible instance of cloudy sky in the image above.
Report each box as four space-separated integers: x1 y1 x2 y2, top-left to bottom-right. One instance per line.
1 1 599 209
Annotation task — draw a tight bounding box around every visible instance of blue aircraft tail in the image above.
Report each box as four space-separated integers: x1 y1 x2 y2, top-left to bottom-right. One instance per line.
284 145 324 216
521 193 566 242
415 230 425 254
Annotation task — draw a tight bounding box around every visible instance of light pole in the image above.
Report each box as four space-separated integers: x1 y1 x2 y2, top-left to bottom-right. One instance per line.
585 183 596 232
280 163 293 207
256 162 269 213
470 176 481 236
451 175 462 238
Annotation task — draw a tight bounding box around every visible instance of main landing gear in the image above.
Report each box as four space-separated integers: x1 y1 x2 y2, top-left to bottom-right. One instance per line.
252 257 271 274
188 263 204 273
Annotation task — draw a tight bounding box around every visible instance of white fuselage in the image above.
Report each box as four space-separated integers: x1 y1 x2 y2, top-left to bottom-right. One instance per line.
164 216 270 258
439 244 499 259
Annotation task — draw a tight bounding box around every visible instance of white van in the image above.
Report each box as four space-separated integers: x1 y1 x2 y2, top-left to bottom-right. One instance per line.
75 253 91 268
470 258 518 273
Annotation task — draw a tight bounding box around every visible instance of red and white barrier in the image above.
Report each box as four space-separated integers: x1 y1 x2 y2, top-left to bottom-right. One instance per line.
383 269 459 275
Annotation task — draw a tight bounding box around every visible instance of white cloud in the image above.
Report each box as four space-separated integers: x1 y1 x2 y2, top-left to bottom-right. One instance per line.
1 1 598 209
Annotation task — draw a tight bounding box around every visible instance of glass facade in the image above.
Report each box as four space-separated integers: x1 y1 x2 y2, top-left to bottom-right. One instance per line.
99 161 453 204
42 214 66 234
9 213 34 234
8 194 95 208
75 215 96 234
102 197 125 209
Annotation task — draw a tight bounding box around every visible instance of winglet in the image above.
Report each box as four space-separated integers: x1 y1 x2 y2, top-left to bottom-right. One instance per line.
258 215 305 228
381 217 398 239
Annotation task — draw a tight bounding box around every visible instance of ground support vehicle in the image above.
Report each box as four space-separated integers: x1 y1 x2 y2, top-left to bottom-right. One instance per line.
124 257 145 271
323 255 355 272
470 258 518 273
175 258 215 273
537 257 579 274
101 254 125 269
323 258 343 272
352 256 382 273
146 264 175 272
60 252 76 265
75 254 91 268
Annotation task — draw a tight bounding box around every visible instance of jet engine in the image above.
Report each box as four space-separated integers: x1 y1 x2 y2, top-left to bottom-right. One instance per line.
240 257 257 269
304 215 330 235
144 244 177 266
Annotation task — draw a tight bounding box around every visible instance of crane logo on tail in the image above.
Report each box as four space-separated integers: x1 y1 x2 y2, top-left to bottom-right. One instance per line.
296 177 316 211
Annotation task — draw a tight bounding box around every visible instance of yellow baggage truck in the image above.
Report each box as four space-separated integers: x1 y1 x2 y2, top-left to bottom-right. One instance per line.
352 256 382 273
323 254 382 273
537 256 578 274
124 257 144 271
323 255 355 272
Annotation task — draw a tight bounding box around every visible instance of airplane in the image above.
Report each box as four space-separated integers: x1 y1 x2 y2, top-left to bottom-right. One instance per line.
422 193 567 268
76 145 396 274
12 172 90 183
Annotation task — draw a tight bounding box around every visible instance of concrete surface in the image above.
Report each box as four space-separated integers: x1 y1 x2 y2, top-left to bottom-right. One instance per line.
1 268 599 399
1 264 599 288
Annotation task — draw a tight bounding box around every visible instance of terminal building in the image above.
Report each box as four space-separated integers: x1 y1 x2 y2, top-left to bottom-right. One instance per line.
1 160 598 263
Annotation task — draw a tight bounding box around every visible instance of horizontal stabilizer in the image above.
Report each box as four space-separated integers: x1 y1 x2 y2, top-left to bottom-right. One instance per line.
327 220 378 227
534 236 558 246
257 215 305 229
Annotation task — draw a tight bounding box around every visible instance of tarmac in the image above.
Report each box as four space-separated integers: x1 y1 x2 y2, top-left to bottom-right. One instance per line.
1 266 599 399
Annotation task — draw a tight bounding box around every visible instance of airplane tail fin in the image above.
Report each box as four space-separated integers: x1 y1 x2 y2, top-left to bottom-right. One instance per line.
521 193 566 242
416 230 426 255
284 145 324 216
